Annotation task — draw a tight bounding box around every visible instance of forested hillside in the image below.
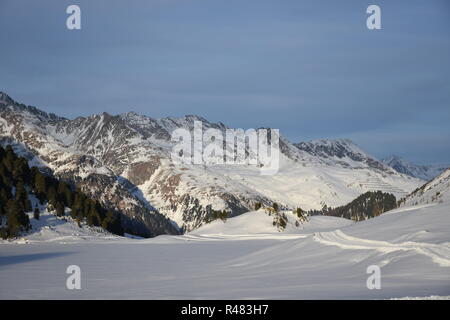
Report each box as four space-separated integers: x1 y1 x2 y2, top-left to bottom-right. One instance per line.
324 191 397 221
0 145 123 238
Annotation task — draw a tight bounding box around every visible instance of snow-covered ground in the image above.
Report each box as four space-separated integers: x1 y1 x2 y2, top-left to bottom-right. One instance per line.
1 212 122 245
1 203 449 299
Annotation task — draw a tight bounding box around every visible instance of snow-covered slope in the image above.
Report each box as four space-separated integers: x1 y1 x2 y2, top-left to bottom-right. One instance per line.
382 155 448 181
0 190 123 244
0 92 423 234
191 209 353 236
191 210 292 235
3 211 121 244
401 168 450 207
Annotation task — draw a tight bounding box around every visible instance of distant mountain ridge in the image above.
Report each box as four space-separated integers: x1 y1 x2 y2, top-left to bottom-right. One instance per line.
0 91 423 235
295 139 386 170
382 155 448 181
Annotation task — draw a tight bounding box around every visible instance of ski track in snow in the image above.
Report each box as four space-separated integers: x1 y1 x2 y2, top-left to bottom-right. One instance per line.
184 228 450 267
177 233 309 242
314 229 450 267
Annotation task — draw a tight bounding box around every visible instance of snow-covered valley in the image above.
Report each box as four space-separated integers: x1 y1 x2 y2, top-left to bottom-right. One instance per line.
1 201 449 299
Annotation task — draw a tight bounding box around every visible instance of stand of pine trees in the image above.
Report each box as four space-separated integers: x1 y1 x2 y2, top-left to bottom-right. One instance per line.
205 209 229 223
0 145 123 239
324 191 397 221
272 211 287 229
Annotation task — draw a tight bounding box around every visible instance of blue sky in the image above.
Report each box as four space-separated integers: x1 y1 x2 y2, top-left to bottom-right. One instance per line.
1 0 449 164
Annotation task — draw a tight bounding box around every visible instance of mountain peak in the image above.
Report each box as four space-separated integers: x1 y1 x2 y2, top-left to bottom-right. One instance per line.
184 114 208 122
382 154 404 162
0 91 66 122
0 91 15 106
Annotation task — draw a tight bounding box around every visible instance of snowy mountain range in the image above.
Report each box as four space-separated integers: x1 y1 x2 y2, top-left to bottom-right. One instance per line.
0 92 423 236
382 155 448 181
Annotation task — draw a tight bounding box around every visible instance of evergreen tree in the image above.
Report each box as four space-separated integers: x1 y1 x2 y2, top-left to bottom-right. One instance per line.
0 187 11 216
47 186 58 207
102 211 124 235
272 202 279 213
55 201 65 217
13 157 30 184
58 181 73 207
0 162 12 187
34 172 47 204
33 207 40 220
71 194 83 219
15 181 32 212
2 145 15 173
87 213 100 227
6 199 30 237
